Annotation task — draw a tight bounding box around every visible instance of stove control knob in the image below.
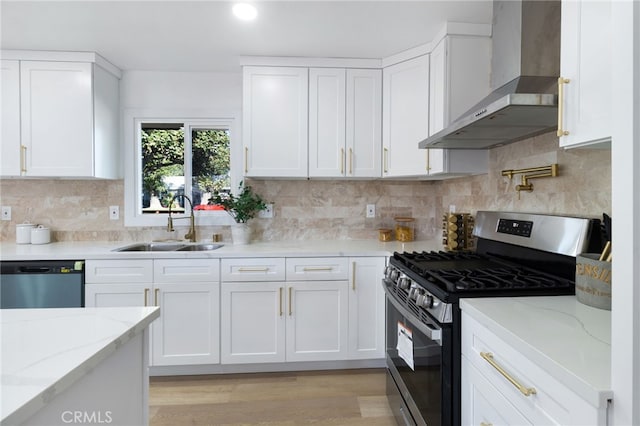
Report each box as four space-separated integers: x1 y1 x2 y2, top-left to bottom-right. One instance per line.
408 284 423 300
389 268 400 282
418 294 435 309
398 275 411 289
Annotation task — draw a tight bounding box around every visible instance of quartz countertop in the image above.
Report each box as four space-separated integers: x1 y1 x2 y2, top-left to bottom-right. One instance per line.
0 238 443 261
0 306 160 425
460 296 612 408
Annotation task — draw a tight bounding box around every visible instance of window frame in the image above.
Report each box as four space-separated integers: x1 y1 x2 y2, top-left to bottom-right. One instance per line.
123 108 241 227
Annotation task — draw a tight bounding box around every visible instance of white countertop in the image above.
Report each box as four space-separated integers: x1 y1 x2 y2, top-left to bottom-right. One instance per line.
0 238 443 261
0 306 160 425
460 296 612 408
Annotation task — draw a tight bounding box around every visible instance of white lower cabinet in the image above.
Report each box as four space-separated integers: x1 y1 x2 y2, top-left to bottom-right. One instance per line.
462 310 608 425
221 256 384 365
85 259 220 367
348 257 386 359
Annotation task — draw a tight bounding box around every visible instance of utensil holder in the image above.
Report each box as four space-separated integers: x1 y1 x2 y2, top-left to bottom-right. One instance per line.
575 254 611 310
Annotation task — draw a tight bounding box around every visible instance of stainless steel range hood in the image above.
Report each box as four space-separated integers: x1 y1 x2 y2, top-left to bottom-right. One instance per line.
419 0 561 150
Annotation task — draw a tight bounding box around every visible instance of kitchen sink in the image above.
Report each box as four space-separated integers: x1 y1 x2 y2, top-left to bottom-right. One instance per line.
176 243 224 251
112 242 223 252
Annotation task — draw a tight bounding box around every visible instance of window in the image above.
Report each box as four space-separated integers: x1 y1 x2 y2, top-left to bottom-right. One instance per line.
124 111 241 227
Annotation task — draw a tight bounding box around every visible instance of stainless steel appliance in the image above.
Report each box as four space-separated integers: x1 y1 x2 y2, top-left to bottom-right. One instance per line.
383 211 602 426
419 0 562 150
0 260 85 308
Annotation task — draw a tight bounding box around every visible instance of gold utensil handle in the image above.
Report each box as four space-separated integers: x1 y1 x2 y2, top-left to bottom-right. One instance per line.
383 148 389 173
144 288 149 306
288 287 292 316
480 352 536 397
557 77 570 137
302 266 333 272
20 145 27 174
238 267 269 272
599 241 611 261
352 261 356 290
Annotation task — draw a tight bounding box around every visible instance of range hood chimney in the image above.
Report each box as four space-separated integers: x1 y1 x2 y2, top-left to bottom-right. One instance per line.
419 0 561 150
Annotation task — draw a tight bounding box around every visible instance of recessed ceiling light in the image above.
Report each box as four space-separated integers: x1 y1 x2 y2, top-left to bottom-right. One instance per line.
233 3 257 21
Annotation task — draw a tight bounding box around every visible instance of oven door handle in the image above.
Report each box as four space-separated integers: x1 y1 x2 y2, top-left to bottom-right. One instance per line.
384 282 443 346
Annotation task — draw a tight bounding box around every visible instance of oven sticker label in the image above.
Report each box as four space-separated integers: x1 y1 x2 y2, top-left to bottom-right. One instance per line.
397 322 415 370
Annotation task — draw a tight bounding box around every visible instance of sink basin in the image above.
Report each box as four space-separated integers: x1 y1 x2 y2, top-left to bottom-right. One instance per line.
176 243 224 252
113 243 188 252
113 243 224 252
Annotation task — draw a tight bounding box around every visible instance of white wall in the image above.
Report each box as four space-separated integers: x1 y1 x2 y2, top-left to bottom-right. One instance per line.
120 70 242 110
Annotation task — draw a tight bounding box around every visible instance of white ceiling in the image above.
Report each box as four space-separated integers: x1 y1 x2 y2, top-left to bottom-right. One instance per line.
0 1 493 73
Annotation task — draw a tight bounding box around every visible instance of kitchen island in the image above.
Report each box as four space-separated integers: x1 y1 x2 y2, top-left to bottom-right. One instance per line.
1 306 160 426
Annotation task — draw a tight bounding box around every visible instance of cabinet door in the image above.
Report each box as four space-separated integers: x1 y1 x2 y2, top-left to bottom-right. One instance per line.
309 68 346 178
348 257 386 359
243 66 308 177
382 55 429 177
462 355 533 426
286 281 349 362
151 282 220 366
560 0 612 148
346 69 382 178
85 283 147 307
20 61 94 176
1 60 21 176
220 282 286 364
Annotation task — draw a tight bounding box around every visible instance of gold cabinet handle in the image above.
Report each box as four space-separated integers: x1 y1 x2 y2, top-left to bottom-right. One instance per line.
340 148 345 175
302 266 333 272
154 288 159 306
244 147 249 173
20 145 27 174
557 77 570 137
480 352 536 397
351 261 356 290
426 151 431 172
383 148 389 173
288 287 292 316
144 288 149 306
349 148 353 175
279 287 283 316
238 267 270 272
480 423 493 426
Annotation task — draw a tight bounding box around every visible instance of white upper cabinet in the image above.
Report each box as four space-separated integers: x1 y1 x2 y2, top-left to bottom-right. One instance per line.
1 60 21 176
243 66 309 177
345 69 382 178
427 34 491 177
1 51 121 178
382 54 430 177
559 0 612 149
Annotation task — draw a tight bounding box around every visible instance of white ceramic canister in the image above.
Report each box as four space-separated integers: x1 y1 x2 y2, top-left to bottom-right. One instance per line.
16 223 36 244
31 225 51 245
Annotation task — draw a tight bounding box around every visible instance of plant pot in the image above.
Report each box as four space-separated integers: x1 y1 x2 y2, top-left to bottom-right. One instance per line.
231 223 251 245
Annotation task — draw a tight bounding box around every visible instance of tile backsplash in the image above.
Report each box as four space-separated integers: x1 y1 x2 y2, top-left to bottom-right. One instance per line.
0 132 611 243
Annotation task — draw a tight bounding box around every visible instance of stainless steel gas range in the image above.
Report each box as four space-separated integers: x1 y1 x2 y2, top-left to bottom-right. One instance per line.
382 211 602 426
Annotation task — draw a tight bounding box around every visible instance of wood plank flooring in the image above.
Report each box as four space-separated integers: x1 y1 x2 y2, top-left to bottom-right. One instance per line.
149 368 396 426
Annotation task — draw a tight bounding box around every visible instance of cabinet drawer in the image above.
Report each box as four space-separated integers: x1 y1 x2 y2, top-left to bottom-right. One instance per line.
221 258 285 282
462 311 602 425
154 259 220 283
85 260 153 283
286 257 349 281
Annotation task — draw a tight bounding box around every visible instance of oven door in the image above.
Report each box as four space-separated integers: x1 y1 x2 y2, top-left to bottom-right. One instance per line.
384 283 451 426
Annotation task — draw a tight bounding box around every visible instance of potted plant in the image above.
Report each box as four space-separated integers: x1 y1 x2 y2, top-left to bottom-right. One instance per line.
211 182 267 244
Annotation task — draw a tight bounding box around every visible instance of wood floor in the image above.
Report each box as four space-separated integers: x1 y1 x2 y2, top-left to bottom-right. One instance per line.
149 368 397 426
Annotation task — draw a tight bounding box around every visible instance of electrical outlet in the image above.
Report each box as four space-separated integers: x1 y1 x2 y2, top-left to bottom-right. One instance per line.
109 206 119 220
1 206 11 221
366 204 376 218
258 203 274 218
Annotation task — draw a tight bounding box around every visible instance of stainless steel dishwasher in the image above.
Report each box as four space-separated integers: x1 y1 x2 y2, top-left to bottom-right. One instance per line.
0 260 85 308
